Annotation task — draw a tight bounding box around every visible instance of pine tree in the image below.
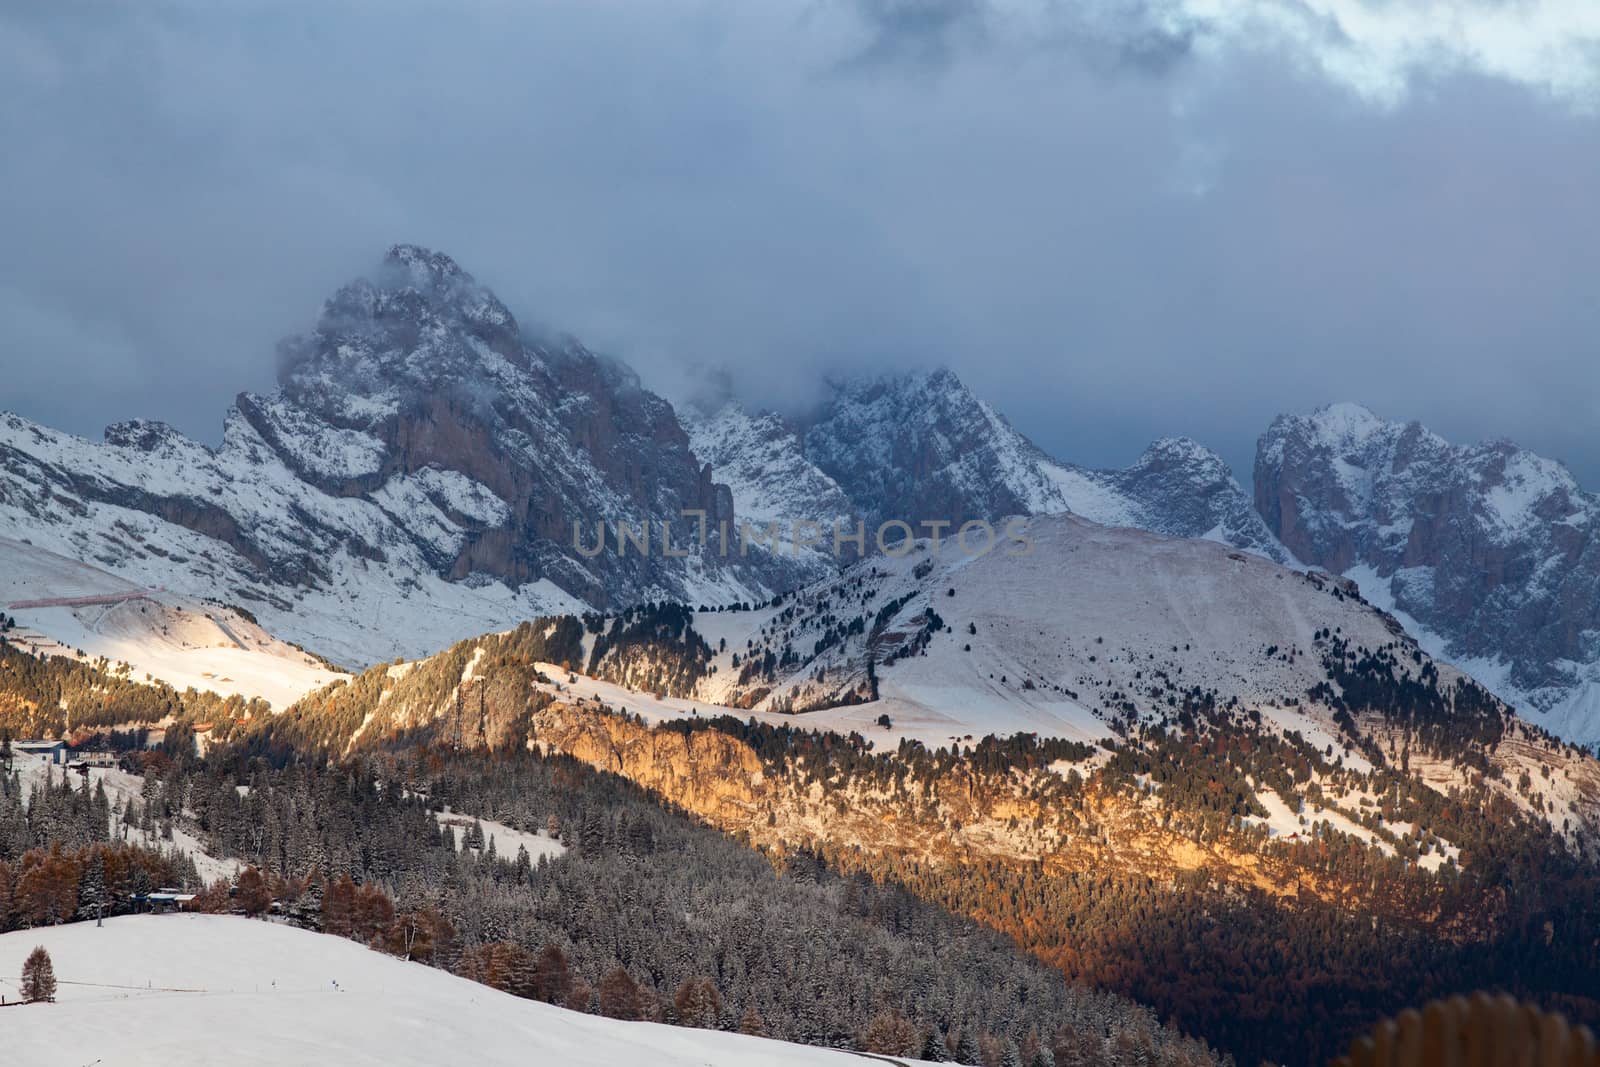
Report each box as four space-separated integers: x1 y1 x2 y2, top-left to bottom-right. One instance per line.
77 849 107 924
21 946 56 1003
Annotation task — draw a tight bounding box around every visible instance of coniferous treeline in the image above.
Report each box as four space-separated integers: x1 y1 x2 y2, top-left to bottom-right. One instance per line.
0 760 206 928
0 638 267 738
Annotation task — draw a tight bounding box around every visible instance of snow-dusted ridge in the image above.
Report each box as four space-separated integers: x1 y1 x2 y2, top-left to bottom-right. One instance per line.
677 514 1454 739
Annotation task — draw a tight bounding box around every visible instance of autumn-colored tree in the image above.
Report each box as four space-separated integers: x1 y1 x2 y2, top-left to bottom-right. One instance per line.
15 846 81 926
597 966 651 1021
862 1010 920 1056
564 975 595 1014
321 874 356 937
532 943 572 1004
351 882 394 945
188 879 233 914
21 946 56 1003
672 975 721 1028
387 908 452 963
738 1002 768 1037
235 866 271 917
456 942 538 999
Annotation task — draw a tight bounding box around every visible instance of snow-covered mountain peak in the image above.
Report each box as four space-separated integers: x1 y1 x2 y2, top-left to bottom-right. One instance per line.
383 242 470 288
1308 400 1387 441
0 247 799 670
800 366 1066 530
1127 436 1235 481
275 245 529 424
1263 402 1452 470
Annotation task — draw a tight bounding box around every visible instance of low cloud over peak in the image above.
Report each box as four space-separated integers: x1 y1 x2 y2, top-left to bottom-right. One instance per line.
2 2 1597 484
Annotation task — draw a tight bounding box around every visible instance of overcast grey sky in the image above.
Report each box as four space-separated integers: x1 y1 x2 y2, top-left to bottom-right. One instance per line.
3 1 1599 484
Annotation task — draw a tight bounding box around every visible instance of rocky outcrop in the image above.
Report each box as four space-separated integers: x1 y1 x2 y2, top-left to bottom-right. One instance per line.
1079 436 1288 561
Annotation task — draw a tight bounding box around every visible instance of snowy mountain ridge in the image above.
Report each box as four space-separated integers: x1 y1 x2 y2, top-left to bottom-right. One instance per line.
0 245 1287 680
1257 401 1600 744
687 367 1288 564
5 244 1597 749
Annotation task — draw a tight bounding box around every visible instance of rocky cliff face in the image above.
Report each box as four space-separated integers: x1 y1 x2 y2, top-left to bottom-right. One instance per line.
798 368 1067 533
1071 436 1288 562
248 246 782 605
1255 403 1600 742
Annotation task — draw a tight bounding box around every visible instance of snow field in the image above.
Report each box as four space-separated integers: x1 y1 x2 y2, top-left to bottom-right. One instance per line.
0 915 947 1067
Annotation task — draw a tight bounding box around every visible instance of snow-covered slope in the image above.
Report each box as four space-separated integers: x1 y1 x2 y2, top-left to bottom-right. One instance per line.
530 512 1469 757
541 512 1598 842
681 401 853 573
685 513 1422 744
1256 402 1600 744
0 536 342 709
0 915 940 1067
0 413 585 672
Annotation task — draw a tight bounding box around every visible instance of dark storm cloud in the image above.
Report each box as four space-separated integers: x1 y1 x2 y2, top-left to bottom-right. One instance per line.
1 1 1597 484
842 0 988 71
